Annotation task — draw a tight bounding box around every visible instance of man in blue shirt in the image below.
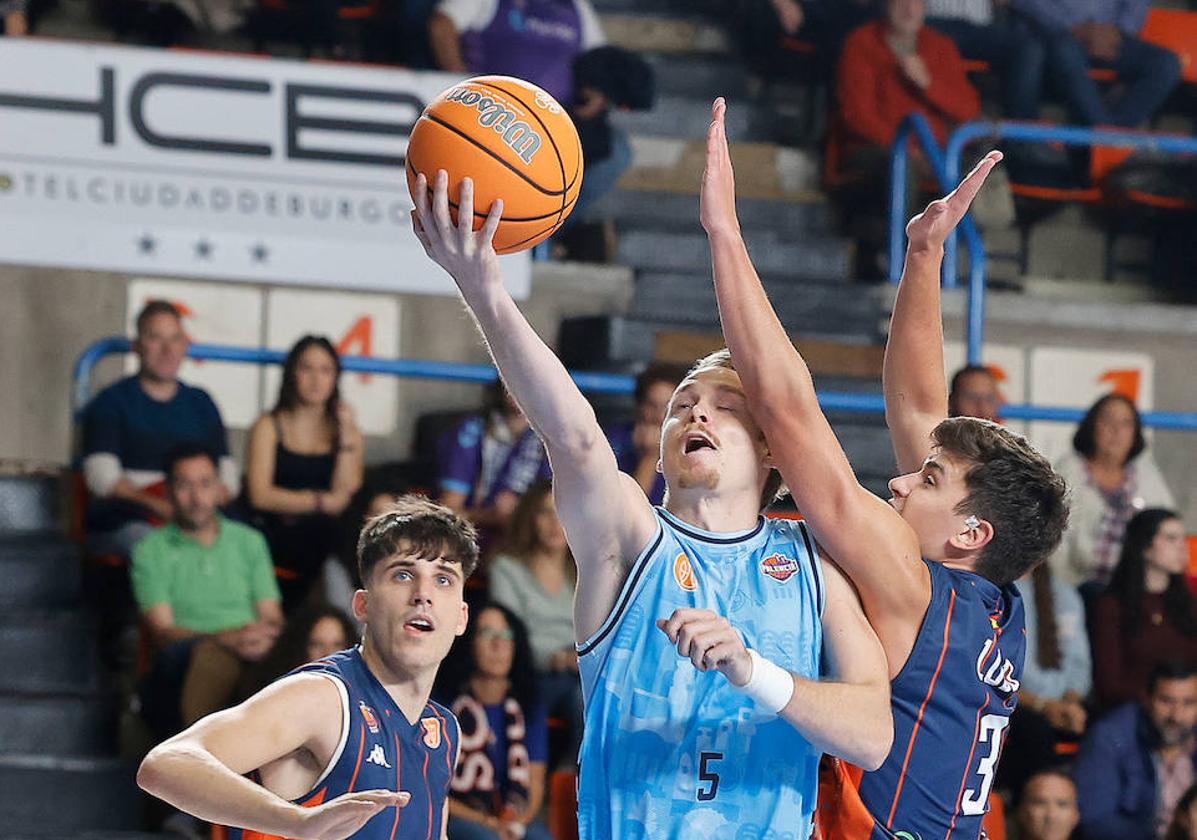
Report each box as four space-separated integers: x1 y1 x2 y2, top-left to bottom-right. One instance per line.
82 299 238 558
1008 0 1180 127
1074 660 1197 840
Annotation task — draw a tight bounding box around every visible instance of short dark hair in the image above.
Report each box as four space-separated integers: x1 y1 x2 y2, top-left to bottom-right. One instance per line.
135 299 182 338
948 365 997 417
1072 393 1145 465
1149 660 1197 694
164 442 218 481
932 417 1070 586
357 495 480 585
685 349 787 511
634 363 686 406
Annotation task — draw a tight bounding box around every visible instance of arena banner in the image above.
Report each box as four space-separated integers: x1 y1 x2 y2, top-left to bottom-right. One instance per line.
0 39 532 298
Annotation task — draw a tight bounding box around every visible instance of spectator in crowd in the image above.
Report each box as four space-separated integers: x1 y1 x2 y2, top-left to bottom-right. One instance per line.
735 0 874 82
132 444 282 739
833 0 980 179
237 604 358 700
1000 561 1092 795
606 364 684 506
1090 508 1197 712
1050 393 1175 592
1018 769 1081 840
428 0 603 108
1 0 27 34
245 336 363 612
82 299 238 558
1007 0 1181 128
488 481 582 765
925 0 1013 63
947 364 1003 421
1165 784 1197 840
436 381 547 534
1074 660 1197 840
831 0 980 277
434 602 552 840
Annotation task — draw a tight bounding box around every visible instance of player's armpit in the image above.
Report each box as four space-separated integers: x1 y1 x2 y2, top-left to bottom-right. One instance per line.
560 466 658 643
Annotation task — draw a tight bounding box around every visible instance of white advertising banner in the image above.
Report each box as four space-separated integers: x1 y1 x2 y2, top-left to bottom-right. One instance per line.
125 278 264 427
0 39 530 297
1028 347 1155 465
265 289 400 437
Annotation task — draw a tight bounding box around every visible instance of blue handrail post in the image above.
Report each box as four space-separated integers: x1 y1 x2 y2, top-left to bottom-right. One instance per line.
888 122 911 285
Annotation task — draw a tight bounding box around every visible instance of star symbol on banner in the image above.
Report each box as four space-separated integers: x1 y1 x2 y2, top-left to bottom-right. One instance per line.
137 233 157 255
195 238 214 260
250 243 270 264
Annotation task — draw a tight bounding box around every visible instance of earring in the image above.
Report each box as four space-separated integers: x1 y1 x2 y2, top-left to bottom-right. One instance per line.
965 515 980 530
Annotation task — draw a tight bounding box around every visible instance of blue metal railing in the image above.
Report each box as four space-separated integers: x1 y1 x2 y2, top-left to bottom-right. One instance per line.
890 117 1197 366
73 339 1197 430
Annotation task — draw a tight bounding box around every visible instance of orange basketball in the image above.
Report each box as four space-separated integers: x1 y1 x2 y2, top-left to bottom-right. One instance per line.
406 75 584 254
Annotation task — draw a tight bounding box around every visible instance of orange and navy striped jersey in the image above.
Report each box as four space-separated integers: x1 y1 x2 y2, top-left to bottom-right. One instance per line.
849 560 1025 840
219 647 459 840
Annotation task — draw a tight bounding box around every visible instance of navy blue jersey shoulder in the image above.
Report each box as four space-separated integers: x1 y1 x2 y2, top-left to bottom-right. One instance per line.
224 648 458 840
859 561 1025 840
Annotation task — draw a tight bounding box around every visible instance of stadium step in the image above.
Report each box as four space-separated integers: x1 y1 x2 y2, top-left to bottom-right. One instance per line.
630 273 886 338
619 136 822 199
0 537 83 608
614 93 774 142
600 13 731 55
598 189 835 236
645 52 752 99
0 754 140 832
0 692 120 758
0 610 99 693
617 229 853 280
0 474 63 537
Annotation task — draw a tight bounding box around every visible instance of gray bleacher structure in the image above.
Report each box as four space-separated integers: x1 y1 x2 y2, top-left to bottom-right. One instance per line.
0 475 141 835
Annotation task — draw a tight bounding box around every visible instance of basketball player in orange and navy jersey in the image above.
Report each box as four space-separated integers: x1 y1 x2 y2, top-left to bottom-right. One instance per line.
138 496 476 840
700 99 1070 839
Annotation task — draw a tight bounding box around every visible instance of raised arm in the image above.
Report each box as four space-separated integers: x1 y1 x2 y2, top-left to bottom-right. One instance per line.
883 151 1002 473
700 99 926 659
138 674 409 840
411 172 657 641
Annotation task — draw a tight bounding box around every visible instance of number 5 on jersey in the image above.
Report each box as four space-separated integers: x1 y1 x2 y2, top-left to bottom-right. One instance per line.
697 751 723 802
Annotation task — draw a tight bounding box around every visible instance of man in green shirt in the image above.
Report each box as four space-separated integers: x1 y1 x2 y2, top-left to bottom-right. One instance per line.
133 443 284 737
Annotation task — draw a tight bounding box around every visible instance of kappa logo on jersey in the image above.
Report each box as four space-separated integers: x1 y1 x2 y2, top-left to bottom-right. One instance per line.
673 553 697 592
421 717 442 750
359 701 381 734
366 743 391 769
976 637 1021 694
760 553 800 583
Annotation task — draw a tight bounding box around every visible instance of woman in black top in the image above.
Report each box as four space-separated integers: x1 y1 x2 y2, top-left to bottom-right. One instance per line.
246 335 363 611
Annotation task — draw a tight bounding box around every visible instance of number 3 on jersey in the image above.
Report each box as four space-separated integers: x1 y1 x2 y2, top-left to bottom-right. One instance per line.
962 714 1010 815
697 751 723 801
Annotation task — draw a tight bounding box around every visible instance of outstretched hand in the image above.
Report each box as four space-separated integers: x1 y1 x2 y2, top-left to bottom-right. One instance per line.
905 150 1002 253
700 97 740 237
411 170 503 298
294 789 410 840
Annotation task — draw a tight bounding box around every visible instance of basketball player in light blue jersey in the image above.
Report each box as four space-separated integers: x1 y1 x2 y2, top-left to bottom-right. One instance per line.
410 170 893 840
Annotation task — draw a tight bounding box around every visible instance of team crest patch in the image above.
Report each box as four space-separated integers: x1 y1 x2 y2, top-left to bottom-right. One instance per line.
359 701 381 734
673 553 697 592
420 717 442 749
760 553 800 583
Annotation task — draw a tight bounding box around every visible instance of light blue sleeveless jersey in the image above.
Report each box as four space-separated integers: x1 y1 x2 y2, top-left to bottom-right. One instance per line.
575 508 826 840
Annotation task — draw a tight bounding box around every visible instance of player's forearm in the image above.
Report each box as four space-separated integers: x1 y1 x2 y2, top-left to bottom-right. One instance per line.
883 247 948 427
137 742 301 835
708 229 819 421
781 675 893 771
461 279 606 456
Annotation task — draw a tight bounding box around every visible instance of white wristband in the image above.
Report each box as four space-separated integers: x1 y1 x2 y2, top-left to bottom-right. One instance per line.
741 649 794 715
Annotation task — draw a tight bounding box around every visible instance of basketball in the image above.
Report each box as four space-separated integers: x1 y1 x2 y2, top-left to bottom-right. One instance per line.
406 75 584 254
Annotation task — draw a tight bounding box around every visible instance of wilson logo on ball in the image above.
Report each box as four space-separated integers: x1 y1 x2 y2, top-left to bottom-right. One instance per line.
446 87 542 165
